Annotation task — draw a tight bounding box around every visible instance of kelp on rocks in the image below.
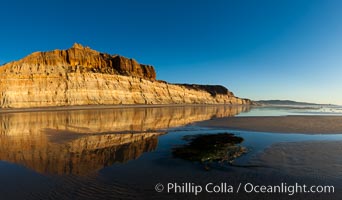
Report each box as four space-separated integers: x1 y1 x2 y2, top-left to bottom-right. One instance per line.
172 133 247 165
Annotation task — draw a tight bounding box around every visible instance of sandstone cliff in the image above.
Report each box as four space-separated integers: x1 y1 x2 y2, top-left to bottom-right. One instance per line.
0 43 251 108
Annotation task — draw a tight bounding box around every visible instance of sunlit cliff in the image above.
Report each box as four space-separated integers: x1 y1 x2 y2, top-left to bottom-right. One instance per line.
0 43 251 108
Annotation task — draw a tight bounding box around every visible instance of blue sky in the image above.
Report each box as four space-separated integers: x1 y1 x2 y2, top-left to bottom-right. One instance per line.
1 0 341 104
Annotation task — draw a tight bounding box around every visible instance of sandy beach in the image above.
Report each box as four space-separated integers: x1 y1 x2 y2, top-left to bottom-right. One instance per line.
198 116 342 134
250 141 342 179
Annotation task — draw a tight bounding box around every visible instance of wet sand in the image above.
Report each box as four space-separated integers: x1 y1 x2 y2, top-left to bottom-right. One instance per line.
250 141 342 179
198 116 342 134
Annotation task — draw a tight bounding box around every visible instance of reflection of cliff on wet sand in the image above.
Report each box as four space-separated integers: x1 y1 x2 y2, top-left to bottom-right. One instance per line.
0 105 248 175
0 132 162 175
0 105 249 136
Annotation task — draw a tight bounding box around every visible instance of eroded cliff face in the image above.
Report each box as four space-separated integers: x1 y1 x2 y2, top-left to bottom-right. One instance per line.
0 43 251 108
0 43 156 80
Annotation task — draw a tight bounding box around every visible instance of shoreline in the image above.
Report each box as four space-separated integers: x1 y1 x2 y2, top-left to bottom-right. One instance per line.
0 104 250 114
198 115 342 134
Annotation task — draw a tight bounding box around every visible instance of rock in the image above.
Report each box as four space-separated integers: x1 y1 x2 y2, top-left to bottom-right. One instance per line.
0 43 251 108
0 43 156 80
176 84 234 97
112 56 156 80
172 133 247 164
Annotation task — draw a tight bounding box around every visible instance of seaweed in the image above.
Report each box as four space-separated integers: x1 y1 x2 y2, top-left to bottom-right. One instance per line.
172 133 247 168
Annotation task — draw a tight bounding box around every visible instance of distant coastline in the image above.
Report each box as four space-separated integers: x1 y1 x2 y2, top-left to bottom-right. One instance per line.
255 100 336 106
